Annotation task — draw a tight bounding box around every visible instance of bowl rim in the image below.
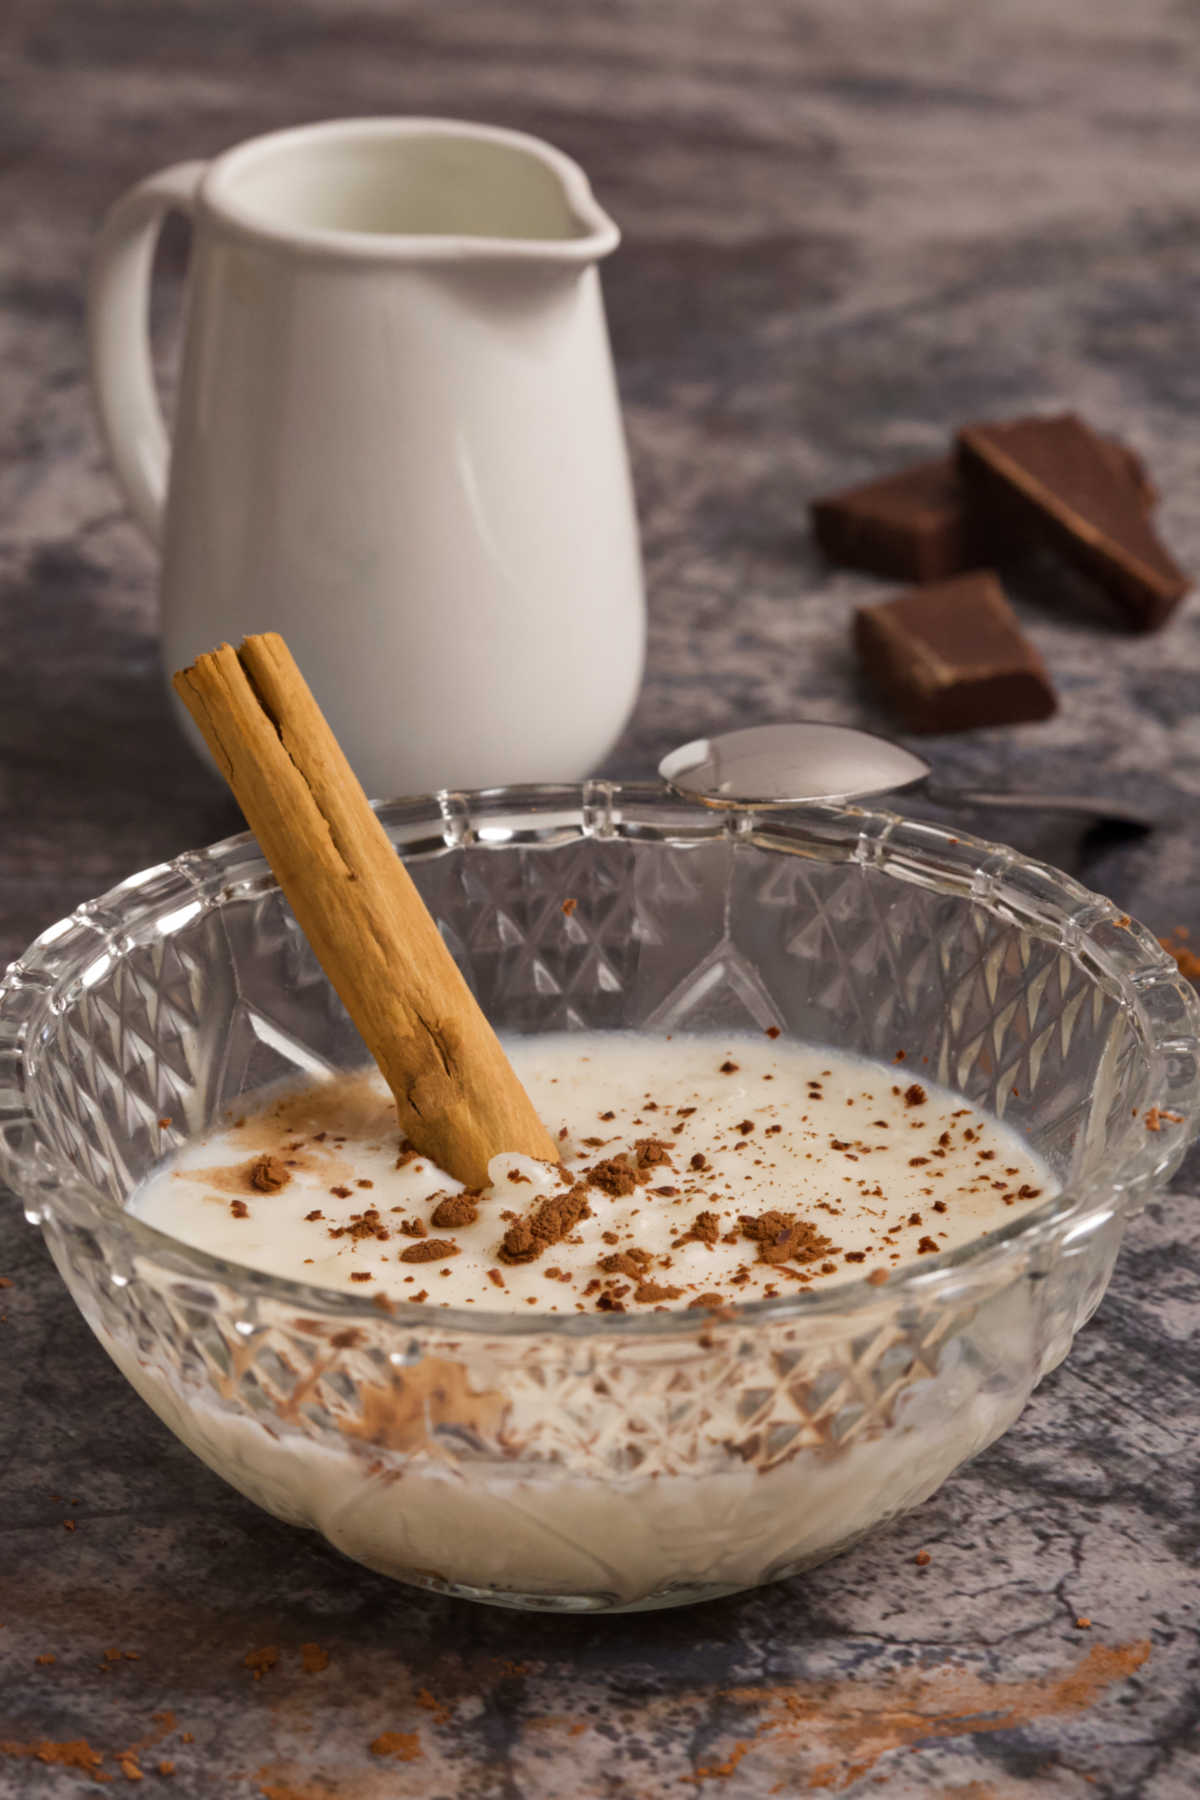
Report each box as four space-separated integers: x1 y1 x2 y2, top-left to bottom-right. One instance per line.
3 780 1198 1341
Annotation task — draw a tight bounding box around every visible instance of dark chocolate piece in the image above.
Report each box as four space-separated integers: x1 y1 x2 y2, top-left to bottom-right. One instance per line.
854 571 1057 734
1107 438 1156 511
957 414 1185 631
812 434 1155 588
811 457 986 583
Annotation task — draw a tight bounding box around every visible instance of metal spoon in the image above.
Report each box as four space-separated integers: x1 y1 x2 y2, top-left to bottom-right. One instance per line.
659 722 1152 832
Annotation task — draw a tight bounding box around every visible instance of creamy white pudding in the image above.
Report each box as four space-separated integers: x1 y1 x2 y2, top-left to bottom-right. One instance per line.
112 1032 1057 1607
129 1032 1052 1308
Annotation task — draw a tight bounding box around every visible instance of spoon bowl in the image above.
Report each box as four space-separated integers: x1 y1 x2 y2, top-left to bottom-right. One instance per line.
660 722 1152 833
660 723 931 808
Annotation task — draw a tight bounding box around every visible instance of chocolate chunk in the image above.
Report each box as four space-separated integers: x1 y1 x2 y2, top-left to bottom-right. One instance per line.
854 572 1057 733
812 433 1154 588
1106 438 1156 511
957 414 1186 631
811 457 988 584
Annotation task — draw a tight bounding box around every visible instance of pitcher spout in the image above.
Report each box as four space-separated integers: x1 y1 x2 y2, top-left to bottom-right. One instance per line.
540 149 620 266
197 117 620 266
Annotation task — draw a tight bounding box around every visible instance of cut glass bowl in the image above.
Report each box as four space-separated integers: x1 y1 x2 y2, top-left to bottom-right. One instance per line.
1 785 1197 1611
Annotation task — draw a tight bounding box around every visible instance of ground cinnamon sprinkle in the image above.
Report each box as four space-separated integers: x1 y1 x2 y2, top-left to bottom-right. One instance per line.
244 1646 279 1680
634 1279 684 1303
586 1157 638 1197
682 1638 1150 1788
674 1211 720 1249
300 1643 329 1674
738 1211 835 1268
599 1248 651 1280
633 1137 674 1172
1160 929 1200 982
250 1155 290 1193
0 1706 187 1786
399 1238 460 1263
430 1193 479 1229
499 1185 592 1264
415 1687 453 1725
369 1731 422 1761
0 1740 107 1777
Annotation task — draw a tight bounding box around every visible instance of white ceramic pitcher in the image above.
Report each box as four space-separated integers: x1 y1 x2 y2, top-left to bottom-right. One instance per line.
88 118 645 796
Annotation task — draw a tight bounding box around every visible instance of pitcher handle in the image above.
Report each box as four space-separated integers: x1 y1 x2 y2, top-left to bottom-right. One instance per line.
87 161 206 547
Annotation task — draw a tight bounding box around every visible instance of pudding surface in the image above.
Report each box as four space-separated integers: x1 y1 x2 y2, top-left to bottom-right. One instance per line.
130 1032 1053 1309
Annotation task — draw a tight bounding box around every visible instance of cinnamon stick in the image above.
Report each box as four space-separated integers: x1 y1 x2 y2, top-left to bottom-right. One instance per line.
174 633 559 1188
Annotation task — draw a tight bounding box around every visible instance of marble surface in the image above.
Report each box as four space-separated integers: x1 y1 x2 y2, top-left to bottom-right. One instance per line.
4 0 1200 1793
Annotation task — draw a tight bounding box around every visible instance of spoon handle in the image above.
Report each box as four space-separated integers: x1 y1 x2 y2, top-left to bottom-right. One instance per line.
924 782 1153 835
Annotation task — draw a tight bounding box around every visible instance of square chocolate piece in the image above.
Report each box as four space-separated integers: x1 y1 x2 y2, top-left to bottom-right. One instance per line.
854 572 1057 734
812 431 1156 590
811 457 984 584
957 414 1185 630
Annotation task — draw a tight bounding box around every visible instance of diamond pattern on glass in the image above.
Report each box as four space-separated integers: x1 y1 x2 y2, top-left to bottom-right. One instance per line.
3 792 1197 1610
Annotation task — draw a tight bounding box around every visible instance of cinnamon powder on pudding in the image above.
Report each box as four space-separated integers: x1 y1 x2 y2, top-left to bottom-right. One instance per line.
632 1137 674 1172
399 1238 460 1264
739 1211 835 1267
586 1157 638 1197
250 1155 290 1193
430 1193 479 1229
674 1211 721 1249
598 1248 652 1278
634 1280 684 1303
499 1185 592 1264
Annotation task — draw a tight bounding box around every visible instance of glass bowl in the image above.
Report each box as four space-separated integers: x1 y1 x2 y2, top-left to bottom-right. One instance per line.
2 784 1198 1613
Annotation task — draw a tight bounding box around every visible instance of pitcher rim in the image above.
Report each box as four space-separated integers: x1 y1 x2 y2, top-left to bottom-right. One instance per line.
196 116 620 264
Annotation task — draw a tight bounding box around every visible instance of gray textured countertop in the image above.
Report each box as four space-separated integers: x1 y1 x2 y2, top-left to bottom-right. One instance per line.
3 2 1200 1794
